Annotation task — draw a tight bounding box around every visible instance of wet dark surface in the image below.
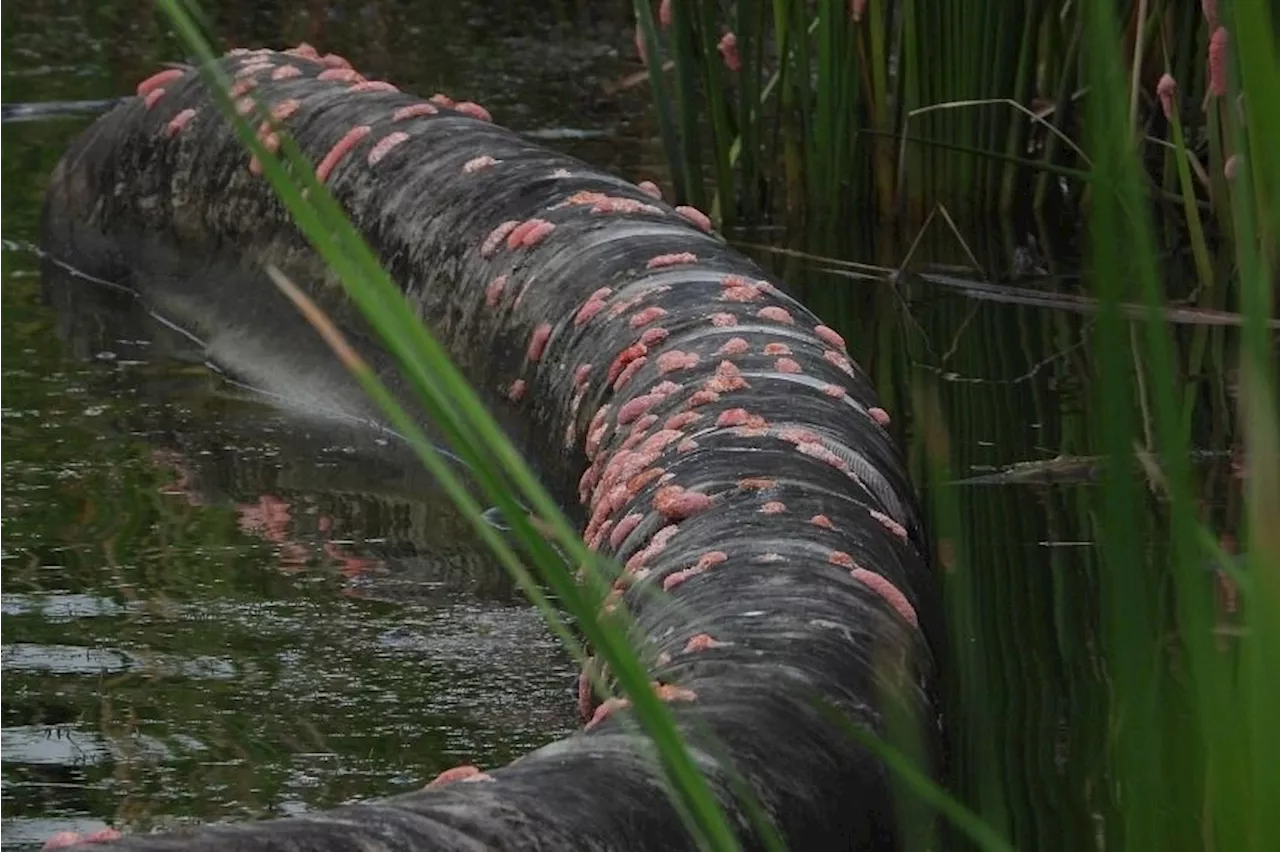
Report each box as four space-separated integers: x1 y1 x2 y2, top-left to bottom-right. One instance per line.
1 2 1250 851
2 2 653 846
1 246 586 845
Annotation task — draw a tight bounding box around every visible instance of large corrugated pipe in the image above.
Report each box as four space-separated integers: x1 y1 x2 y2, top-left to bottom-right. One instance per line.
40 46 943 852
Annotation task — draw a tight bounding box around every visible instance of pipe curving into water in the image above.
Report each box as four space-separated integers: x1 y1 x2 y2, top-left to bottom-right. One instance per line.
41 45 944 852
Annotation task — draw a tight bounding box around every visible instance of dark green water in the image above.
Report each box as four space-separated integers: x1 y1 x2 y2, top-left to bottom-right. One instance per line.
1 3 1248 851
1 3 655 847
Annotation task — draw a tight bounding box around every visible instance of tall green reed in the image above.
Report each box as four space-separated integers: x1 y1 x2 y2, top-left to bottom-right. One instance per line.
640 0 1248 236
645 0 1277 848
1080 0 1278 846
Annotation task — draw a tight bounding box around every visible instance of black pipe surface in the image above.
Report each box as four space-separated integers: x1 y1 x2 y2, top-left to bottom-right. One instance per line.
41 46 943 852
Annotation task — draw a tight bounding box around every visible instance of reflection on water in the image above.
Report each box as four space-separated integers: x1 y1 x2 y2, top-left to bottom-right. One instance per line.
786 217 1249 851
2 595 129 621
2 643 236 679
2 245 584 844
2 2 647 847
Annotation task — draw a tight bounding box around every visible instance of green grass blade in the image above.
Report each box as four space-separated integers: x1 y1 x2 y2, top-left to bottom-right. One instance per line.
154 3 747 849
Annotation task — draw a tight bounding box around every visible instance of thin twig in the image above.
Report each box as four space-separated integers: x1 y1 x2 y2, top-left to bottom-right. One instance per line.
1143 133 1213 190
602 60 676 95
897 97 1095 189
934 204 987 278
266 265 368 373
895 207 937 277
1128 0 1149 133
728 240 895 277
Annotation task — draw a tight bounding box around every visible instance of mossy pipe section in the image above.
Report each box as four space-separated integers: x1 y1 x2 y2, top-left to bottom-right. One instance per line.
41 48 943 852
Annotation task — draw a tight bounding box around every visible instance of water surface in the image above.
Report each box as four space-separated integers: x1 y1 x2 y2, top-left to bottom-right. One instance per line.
2 3 652 846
